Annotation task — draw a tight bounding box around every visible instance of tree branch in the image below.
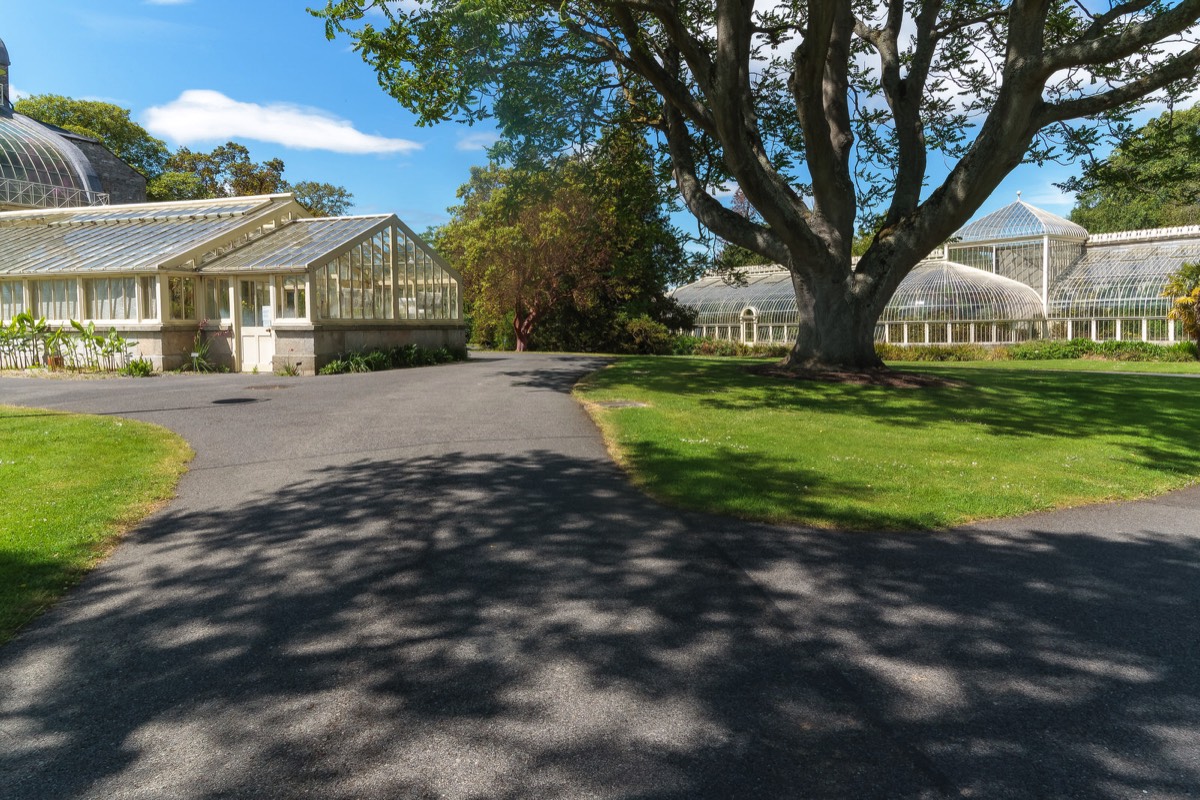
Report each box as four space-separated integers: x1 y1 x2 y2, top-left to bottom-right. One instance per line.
1044 0 1200 71
663 104 792 265
1038 45 1200 123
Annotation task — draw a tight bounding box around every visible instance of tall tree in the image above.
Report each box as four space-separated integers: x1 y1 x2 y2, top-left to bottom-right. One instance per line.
313 0 1200 368
14 94 169 177
1060 104 1200 233
436 162 613 350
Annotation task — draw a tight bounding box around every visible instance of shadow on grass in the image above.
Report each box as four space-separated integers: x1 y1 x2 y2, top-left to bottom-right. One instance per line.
589 358 1200 478
2 447 1198 798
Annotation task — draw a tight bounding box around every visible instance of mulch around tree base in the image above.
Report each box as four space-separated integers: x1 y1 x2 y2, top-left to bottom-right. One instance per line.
750 362 966 388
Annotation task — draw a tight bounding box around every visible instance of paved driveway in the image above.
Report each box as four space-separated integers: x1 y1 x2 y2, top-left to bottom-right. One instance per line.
1 353 1198 799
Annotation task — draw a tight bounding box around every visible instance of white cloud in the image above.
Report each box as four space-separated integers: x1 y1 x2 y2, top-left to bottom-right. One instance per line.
9 85 28 101
455 131 500 151
143 90 422 155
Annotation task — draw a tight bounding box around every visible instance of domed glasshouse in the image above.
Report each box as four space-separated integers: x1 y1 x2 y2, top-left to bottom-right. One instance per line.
0 38 145 210
672 199 1200 346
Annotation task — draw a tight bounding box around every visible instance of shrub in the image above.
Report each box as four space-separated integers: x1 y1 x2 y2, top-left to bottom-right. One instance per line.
876 343 990 362
1005 339 1093 360
621 316 675 355
119 357 156 377
319 344 468 375
880 338 1199 363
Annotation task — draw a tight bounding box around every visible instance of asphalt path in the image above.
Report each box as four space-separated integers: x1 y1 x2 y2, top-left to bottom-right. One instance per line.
1 352 1198 799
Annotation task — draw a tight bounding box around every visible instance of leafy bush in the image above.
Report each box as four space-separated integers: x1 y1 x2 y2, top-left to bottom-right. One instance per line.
319 344 468 375
119 357 156 377
621 316 675 354
1003 339 1092 360
876 343 992 362
881 338 1199 363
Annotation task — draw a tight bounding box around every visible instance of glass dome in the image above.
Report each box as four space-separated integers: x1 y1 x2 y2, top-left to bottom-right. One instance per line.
670 265 798 326
953 200 1087 242
880 260 1046 323
0 110 106 208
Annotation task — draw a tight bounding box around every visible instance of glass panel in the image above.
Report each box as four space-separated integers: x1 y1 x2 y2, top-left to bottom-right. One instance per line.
278 276 306 319
205 279 232 320
168 277 196 320
1120 319 1142 341
34 279 79 320
0 282 22 320
86 277 136 320
240 281 267 327
140 277 158 320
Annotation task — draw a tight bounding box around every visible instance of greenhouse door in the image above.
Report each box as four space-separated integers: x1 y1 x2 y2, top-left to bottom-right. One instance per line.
741 310 756 344
238 280 274 372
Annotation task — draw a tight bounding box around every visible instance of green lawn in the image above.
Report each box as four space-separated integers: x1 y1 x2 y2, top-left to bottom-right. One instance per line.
0 406 192 644
575 357 1200 530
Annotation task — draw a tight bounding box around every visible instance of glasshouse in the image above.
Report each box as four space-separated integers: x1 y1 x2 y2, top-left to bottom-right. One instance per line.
0 194 465 373
0 34 463 374
672 199 1197 346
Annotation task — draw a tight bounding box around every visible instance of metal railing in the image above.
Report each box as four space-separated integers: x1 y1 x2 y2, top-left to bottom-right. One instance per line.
0 177 109 209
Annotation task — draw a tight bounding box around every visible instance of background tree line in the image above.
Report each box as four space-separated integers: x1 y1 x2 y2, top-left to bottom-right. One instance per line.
15 94 353 216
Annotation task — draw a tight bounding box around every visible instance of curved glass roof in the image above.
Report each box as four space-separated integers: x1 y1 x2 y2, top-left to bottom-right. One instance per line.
1048 236 1200 319
0 111 104 205
670 265 799 325
954 200 1087 242
880 261 1046 323
673 261 1047 327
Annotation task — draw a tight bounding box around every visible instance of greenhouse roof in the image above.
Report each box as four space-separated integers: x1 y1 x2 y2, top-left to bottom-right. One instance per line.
1048 235 1200 318
202 215 391 273
880 260 1046 323
0 194 300 276
670 265 799 325
953 200 1087 242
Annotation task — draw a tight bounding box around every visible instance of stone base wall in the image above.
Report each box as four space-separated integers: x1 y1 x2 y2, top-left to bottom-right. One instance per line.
96 322 465 375
108 324 233 372
274 324 467 375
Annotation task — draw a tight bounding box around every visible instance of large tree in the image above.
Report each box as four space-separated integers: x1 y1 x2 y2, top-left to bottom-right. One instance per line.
313 0 1200 368
436 162 613 350
437 122 696 351
1061 103 1200 233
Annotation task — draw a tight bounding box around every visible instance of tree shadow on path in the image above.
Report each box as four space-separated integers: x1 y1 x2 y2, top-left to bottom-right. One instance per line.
1 448 1197 799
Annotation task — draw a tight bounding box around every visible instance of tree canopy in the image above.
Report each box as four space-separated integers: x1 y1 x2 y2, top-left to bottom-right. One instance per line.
314 0 1200 368
435 124 696 351
1062 103 1200 233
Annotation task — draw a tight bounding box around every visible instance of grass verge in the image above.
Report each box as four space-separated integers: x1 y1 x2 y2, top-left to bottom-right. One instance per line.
574 357 1200 530
0 406 192 644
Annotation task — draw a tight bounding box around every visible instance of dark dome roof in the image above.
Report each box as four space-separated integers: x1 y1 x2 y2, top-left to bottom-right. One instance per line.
0 37 9 67
0 110 106 207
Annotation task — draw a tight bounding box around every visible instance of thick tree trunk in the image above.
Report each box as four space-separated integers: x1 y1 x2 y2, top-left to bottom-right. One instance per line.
779 271 882 370
513 312 535 352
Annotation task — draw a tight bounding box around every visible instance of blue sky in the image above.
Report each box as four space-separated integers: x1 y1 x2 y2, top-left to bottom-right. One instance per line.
4 0 1102 233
